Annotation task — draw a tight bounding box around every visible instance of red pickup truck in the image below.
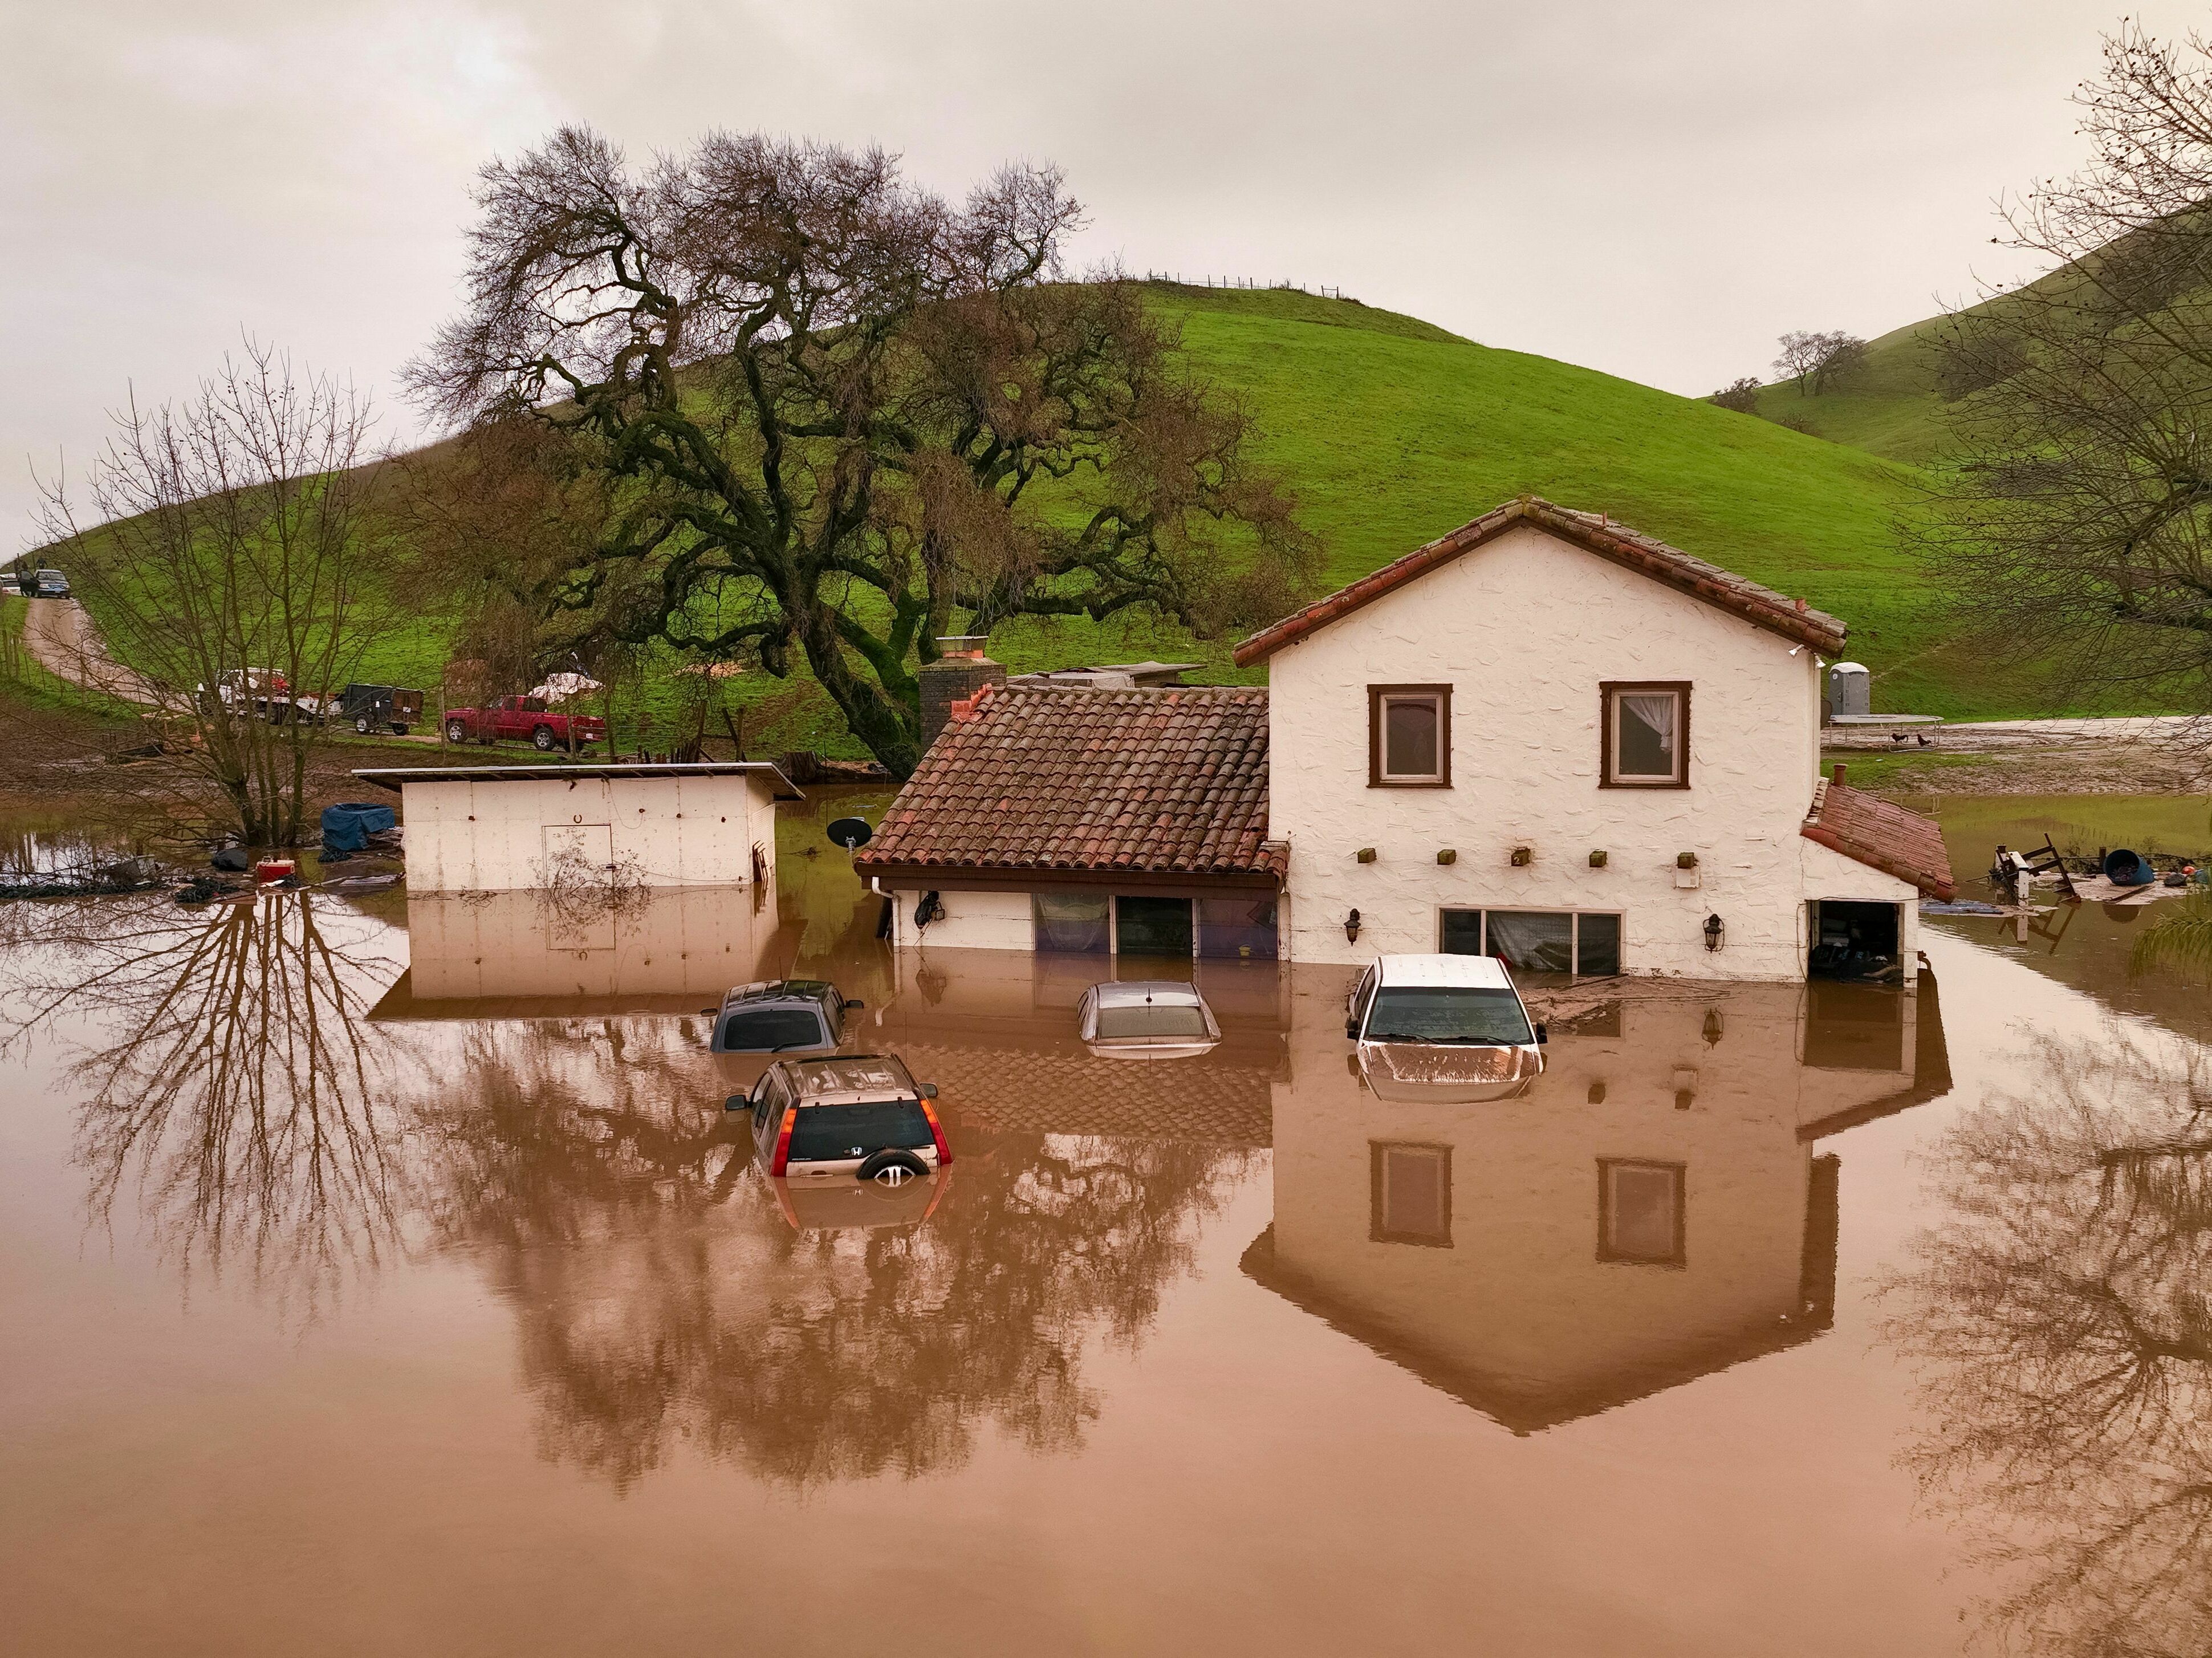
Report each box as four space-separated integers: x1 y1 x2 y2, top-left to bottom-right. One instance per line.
443 696 607 752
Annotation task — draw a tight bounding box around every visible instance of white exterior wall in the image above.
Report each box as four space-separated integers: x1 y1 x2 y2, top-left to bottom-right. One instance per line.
400 771 778 893
888 888 1035 950
1267 523 1910 981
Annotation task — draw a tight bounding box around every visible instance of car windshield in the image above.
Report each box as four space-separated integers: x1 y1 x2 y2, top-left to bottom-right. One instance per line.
1095 1004 1211 1039
786 1101 933 1162
720 1008 825 1050
1364 986 1534 1045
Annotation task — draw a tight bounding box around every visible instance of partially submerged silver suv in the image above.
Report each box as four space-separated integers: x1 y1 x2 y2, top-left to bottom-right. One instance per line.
708 980 859 1054
739 1054 952 1181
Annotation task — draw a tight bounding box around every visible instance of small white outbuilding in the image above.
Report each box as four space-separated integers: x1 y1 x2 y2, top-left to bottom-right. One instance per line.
352 761 800 895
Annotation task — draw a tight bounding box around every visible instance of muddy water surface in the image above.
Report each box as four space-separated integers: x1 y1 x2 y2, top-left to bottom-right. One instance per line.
3 793 2207 1656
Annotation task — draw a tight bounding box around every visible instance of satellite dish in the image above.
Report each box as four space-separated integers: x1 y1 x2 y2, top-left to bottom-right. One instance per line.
826 816 874 850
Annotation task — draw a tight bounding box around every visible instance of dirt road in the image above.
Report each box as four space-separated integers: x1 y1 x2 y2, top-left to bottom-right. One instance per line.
18 598 160 704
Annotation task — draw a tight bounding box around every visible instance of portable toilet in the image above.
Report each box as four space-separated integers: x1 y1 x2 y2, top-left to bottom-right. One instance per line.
1825 661 1870 722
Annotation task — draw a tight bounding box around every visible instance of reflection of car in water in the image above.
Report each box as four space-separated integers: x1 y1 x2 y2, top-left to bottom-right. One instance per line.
1076 980 1221 1060
771 1163 950 1231
739 1054 951 1181
1345 955 1546 1100
708 980 859 1054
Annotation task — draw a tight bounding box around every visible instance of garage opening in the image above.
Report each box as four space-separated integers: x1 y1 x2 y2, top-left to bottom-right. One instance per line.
1115 895 1193 958
1808 900 1904 983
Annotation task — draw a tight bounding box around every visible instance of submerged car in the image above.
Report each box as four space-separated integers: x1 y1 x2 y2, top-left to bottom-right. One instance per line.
707 980 860 1054
1076 980 1221 1060
737 1054 951 1181
1346 954 1547 1102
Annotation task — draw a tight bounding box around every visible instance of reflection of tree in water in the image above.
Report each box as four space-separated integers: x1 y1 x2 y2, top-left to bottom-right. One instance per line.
1884 1026 2212 1657
0 895 409 1324
418 1029 1252 1491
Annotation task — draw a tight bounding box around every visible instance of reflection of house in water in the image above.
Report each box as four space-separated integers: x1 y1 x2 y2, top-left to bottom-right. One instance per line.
1243 973 1949 1432
871 949 1286 1147
370 887 799 1021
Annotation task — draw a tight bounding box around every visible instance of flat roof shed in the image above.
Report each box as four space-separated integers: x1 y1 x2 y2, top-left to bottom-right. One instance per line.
352 762 801 895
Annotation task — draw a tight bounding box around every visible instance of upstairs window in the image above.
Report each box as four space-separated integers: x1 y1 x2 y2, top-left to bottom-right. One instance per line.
1368 685 1451 787
1601 682 1689 787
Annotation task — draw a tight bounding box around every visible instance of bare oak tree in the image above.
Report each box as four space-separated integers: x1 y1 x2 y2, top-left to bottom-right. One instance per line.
405 128 1318 777
1926 24 2212 712
35 342 396 845
1772 329 1867 395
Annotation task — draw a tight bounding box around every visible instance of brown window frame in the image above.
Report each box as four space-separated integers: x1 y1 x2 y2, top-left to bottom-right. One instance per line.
1596 1157 1687 1266
1599 681 1691 789
1371 1141 1453 1247
1368 684 1452 788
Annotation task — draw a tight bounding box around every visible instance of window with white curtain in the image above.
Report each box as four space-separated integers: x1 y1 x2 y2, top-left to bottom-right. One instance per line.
1601 682 1689 787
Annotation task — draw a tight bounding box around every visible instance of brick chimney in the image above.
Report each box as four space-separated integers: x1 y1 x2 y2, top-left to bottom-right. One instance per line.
918 637 1006 749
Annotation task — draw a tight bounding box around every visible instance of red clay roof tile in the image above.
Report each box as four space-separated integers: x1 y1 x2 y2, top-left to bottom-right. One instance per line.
856 685 1281 882
1801 778 1955 900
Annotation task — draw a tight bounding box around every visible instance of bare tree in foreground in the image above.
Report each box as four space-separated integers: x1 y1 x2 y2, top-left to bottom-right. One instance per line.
406 127 1318 777
1925 24 2212 716
1884 1026 2212 1657
35 342 397 845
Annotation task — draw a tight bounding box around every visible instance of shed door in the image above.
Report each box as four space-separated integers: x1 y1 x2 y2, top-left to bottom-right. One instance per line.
542 822 615 882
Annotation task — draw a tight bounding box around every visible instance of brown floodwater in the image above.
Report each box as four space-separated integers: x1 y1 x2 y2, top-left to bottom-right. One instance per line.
3 790 2208 1656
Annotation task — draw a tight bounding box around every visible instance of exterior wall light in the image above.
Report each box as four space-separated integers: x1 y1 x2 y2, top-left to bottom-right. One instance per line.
1703 913 1725 951
1511 846 1533 867
1588 1081 1607 1104
1345 908 1363 943
1437 848 1457 865
1588 850 1608 868
1677 851 1699 868
1356 847 1377 864
1702 1009 1725 1045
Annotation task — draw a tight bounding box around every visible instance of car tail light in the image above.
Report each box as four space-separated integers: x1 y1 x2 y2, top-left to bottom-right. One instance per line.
919 1096 953 1167
768 1107 796 1176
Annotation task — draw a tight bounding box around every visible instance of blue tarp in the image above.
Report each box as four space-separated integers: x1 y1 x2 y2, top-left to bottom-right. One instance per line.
320 800 396 855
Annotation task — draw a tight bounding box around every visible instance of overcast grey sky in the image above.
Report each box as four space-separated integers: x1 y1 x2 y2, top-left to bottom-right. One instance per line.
4 0 2199 546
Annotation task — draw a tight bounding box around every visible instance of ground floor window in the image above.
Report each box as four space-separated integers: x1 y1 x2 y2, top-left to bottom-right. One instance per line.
1371 1142 1452 1247
1034 892 1109 953
1440 908 1622 976
1034 891 1279 958
1198 896 1279 960
1597 1159 1685 1266
1115 895 1193 957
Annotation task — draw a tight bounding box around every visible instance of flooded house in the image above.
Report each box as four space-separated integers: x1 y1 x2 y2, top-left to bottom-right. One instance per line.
353 761 800 896
859 497 1954 980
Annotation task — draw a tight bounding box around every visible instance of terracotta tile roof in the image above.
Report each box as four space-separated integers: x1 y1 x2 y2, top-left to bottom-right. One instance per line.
1801 775 1956 900
855 684 1283 881
1233 496 1848 665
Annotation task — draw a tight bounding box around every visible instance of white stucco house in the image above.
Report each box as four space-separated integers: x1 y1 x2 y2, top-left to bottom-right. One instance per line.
856 498 1953 981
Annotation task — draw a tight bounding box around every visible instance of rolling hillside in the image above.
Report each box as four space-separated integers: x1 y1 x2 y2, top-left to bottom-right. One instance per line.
1745 312 1949 464
60 282 2116 757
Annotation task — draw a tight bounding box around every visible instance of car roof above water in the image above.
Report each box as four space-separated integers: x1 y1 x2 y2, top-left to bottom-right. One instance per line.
1090 980 1206 1007
1372 953 1516 989
776 1054 918 1103
721 978 833 1006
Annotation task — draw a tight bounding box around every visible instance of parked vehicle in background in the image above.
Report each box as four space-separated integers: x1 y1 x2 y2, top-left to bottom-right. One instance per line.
332 682 424 735
1346 954 1547 1102
441 694 607 751
1076 980 1221 1060
0 568 28 596
707 980 860 1055
739 1054 950 1181
197 667 305 724
32 568 70 598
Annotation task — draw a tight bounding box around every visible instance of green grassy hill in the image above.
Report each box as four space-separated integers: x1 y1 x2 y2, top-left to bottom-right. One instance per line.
1048 283 1995 719
60 282 2155 757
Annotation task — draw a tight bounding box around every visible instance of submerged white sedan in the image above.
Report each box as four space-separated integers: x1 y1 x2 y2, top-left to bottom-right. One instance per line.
1075 980 1222 1060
